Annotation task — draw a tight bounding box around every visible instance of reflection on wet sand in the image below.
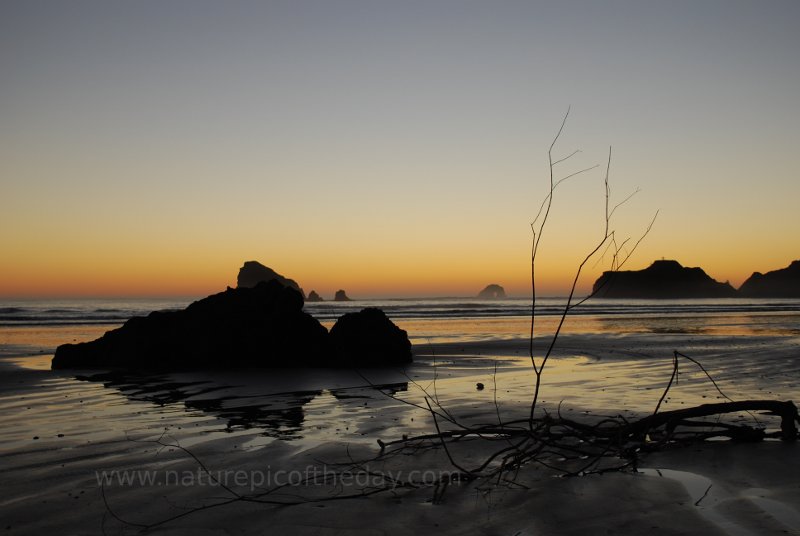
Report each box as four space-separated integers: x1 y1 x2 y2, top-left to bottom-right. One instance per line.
74 371 408 441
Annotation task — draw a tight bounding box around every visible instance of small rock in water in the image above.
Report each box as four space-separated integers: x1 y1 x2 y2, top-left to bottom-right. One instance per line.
476 383 485 391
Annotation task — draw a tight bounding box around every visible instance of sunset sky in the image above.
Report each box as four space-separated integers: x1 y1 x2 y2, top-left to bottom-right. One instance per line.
2 1 798 298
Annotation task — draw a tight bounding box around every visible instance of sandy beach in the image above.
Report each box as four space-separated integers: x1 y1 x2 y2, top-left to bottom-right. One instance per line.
2 323 799 535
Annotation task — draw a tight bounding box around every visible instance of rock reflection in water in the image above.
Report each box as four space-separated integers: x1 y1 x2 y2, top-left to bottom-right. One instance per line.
75 371 408 440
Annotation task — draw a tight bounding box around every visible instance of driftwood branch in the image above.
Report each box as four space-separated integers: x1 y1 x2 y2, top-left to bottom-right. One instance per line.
628 399 798 441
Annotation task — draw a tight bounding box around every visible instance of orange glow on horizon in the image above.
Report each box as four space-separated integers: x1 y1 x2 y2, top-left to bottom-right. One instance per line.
2 250 794 299
0 248 587 298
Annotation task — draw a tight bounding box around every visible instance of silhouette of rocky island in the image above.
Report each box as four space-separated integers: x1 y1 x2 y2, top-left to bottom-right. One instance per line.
237 261 305 298
478 284 506 299
306 290 324 302
739 260 800 297
334 289 351 302
53 264 411 370
593 260 737 299
52 281 328 369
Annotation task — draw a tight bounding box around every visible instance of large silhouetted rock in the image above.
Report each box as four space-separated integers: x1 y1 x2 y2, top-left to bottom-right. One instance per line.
478 284 506 299
334 289 351 302
329 308 412 366
52 281 328 370
306 290 324 302
739 260 800 297
592 260 737 299
237 261 304 298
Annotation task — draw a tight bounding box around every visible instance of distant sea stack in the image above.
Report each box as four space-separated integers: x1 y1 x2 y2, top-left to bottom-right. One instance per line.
593 260 737 299
739 260 800 297
478 284 506 299
306 290 324 302
334 290 351 302
237 261 305 298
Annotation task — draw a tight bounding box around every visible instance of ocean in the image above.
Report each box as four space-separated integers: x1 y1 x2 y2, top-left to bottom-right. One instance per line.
1 296 799 362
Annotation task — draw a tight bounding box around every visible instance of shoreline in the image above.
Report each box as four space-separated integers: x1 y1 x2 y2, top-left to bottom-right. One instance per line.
2 329 799 534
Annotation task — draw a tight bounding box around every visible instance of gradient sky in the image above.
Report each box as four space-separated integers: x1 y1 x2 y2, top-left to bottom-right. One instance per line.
2 1 798 298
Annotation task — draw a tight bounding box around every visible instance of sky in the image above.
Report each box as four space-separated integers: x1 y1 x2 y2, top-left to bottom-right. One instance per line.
1 0 798 298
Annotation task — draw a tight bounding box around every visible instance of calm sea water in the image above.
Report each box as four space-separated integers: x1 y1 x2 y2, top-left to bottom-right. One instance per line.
1 296 799 361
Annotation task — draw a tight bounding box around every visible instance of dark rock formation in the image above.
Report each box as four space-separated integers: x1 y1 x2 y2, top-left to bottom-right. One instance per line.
592 260 737 299
237 261 304 298
334 289 351 302
306 290 324 302
478 284 506 299
329 308 412 367
52 281 328 370
739 260 800 297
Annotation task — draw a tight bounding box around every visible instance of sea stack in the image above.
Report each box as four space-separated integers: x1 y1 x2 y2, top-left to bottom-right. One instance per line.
52 281 328 370
307 290 324 302
237 261 305 298
334 290 351 302
478 284 506 299
593 260 737 299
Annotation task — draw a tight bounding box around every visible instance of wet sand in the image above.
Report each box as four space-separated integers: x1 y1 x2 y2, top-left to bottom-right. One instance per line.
1 330 799 534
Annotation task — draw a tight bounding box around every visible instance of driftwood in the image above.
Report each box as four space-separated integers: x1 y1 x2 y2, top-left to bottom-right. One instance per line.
378 399 799 447
628 399 798 442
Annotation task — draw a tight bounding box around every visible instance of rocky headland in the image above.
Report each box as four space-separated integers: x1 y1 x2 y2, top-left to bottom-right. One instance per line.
592 260 737 299
593 259 800 298
739 260 800 298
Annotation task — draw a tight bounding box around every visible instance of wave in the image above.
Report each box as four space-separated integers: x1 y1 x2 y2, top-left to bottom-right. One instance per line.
0 316 134 325
0 299 189 327
305 299 800 321
1 297 798 327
